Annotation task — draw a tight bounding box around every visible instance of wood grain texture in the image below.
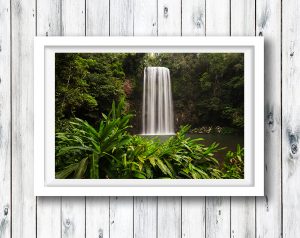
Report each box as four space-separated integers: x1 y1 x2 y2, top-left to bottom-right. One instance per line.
134 197 157 238
0 0 10 237
182 197 205 238
36 0 61 36
282 0 300 237
157 3 182 238
231 0 255 36
109 4 134 238
158 0 181 35
85 1 110 238
206 197 230 238
1 0 291 237
86 197 109 238
61 1 86 238
11 0 36 237
256 0 282 237
182 0 205 36
157 197 181 238
36 1 62 237
110 0 134 36
181 2 206 237
133 2 157 238
61 197 85 238
110 197 133 238
205 1 231 237
61 0 85 36
206 0 230 36
134 0 157 36
230 1 256 237
86 0 109 36
37 197 61 238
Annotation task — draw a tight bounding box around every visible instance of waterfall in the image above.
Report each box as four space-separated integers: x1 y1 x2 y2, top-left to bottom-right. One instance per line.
142 67 175 135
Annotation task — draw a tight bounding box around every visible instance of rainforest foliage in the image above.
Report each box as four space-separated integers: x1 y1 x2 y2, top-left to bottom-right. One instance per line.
55 53 244 179
55 53 244 134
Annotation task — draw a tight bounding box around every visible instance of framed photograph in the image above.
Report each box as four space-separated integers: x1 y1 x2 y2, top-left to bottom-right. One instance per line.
34 37 264 196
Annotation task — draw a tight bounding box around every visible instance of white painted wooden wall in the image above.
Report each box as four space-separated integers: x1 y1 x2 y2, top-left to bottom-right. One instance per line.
1 0 296 237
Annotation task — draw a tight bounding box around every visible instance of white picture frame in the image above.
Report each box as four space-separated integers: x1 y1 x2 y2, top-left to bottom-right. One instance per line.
34 36 264 196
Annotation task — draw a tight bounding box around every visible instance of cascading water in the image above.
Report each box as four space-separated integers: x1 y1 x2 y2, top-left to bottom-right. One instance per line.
142 67 175 135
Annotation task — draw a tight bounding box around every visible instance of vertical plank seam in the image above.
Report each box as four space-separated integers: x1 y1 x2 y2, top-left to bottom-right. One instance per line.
180 0 182 36
109 0 111 36
280 0 283 236
60 197 62 238
180 197 182 238
132 0 135 36
109 196 111 238
156 196 158 238
229 1 232 236
35 0 38 236
205 197 207 238
132 197 134 238
254 2 258 237
10 0 13 236
156 0 158 36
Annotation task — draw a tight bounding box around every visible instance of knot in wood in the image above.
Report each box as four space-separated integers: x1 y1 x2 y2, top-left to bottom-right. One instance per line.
98 228 103 238
291 143 298 155
164 6 168 18
196 18 202 28
65 218 71 227
3 206 8 216
267 111 274 130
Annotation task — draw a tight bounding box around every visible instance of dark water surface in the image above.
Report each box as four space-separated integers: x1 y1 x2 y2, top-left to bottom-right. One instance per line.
189 134 244 161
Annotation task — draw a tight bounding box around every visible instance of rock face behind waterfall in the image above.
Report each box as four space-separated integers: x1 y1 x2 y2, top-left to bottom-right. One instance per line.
142 67 175 135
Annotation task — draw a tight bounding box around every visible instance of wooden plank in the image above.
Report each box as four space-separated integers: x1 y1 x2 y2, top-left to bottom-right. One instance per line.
134 0 157 36
36 1 62 238
205 1 231 237
110 0 134 36
182 197 205 238
231 0 255 36
60 1 86 238
157 0 181 35
282 0 300 237
156 2 182 238
109 3 134 238
230 1 256 237
256 0 282 237
181 1 206 237
206 198 230 238
182 0 205 36
134 197 157 238
206 0 230 36
37 197 61 238
110 197 133 238
86 0 109 36
61 197 85 238
61 0 86 36
0 0 11 237
133 2 158 238
230 197 255 238
36 0 62 36
85 1 110 238
11 0 36 237
157 197 181 238
86 197 109 238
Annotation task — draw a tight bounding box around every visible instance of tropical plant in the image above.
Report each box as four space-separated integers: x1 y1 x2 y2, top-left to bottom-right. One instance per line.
221 144 244 179
55 98 133 179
